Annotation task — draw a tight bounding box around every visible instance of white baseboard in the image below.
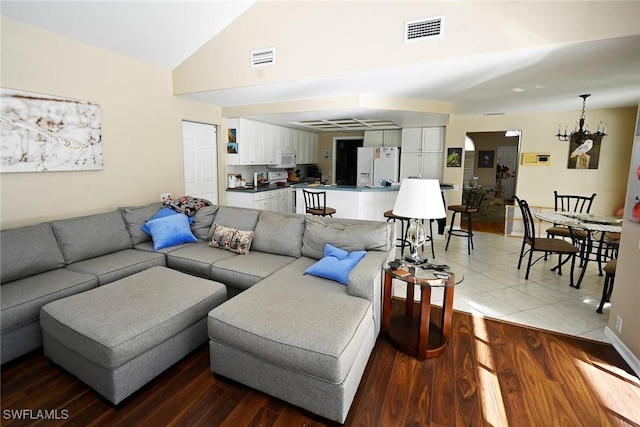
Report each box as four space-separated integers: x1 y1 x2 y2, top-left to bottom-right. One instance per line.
604 326 640 378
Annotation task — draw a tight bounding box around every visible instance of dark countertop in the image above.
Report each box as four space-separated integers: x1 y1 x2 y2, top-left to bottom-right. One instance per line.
227 182 455 193
291 184 400 192
226 183 293 193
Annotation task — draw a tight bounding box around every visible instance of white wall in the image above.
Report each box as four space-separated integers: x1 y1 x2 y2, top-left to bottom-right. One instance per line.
0 18 223 229
443 108 637 214
608 103 640 369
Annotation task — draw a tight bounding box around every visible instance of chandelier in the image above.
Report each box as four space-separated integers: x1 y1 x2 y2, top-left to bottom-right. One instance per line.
555 94 607 144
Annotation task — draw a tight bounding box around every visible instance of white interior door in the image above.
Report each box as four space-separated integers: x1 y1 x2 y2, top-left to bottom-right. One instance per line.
183 121 218 204
497 145 518 200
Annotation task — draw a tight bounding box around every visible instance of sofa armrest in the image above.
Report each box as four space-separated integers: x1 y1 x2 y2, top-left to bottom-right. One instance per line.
347 251 389 302
348 250 394 335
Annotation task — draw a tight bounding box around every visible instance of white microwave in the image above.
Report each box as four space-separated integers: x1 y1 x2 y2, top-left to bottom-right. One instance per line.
271 149 297 168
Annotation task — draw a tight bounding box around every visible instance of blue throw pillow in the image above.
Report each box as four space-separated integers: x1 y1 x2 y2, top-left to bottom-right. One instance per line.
304 244 367 285
144 213 198 250
141 207 194 235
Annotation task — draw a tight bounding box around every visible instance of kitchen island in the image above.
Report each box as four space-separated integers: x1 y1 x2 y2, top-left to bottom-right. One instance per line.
293 184 400 221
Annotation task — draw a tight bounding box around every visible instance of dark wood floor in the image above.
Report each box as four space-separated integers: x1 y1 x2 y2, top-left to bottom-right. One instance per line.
2 306 639 426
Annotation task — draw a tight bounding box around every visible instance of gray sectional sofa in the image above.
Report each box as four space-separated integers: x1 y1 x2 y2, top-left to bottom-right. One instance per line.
0 202 394 423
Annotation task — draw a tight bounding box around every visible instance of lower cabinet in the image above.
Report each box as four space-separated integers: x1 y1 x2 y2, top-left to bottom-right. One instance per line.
226 188 292 213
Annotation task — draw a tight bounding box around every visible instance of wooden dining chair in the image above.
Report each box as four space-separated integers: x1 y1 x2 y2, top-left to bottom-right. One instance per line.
303 190 336 217
515 197 580 285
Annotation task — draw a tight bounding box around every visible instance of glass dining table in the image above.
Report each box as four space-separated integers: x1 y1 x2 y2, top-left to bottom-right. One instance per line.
534 211 622 289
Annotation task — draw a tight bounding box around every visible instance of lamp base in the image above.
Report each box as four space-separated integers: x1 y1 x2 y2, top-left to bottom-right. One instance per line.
405 252 427 265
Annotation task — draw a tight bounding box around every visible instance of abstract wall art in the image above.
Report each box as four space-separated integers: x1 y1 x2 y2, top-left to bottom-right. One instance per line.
0 88 102 172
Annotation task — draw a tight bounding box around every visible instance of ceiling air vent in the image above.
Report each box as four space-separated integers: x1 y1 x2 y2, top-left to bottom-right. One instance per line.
251 48 275 67
404 16 444 42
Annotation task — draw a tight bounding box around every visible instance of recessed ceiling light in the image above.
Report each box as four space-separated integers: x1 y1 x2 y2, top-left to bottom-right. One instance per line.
513 88 525 92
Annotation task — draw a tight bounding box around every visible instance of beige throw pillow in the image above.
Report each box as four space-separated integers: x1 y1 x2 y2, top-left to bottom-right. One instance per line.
208 223 254 254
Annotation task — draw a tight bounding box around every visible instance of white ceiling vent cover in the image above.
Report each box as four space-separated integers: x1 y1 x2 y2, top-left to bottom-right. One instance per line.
404 16 444 42
251 48 275 67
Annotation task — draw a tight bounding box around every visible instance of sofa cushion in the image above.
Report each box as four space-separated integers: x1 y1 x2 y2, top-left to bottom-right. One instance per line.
1 223 66 284
192 205 219 240
212 207 260 233
140 207 194 235
166 242 237 278
51 212 133 264
252 211 305 258
210 252 297 291
145 213 198 251
118 202 162 245
302 216 392 260
208 257 373 384
209 223 254 254
65 249 166 285
133 241 194 254
305 244 367 285
1 269 98 333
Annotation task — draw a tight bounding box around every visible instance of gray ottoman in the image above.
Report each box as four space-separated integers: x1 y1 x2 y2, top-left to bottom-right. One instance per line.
40 266 227 404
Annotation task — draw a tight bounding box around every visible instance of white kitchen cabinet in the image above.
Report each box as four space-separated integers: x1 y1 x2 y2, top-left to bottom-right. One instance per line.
236 118 259 165
383 130 402 147
401 127 444 152
226 118 276 166
225 191 253 209
401 128 423 152
363 131 384 147
257 121 277 166
276 126 294 151
295 131 318 164
226 188 291 213
364 130 401 147
400 126 445 180
401 152 444 180
226 118 317 166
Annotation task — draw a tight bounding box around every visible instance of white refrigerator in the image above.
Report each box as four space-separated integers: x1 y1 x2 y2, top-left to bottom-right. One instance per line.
356 146 400 186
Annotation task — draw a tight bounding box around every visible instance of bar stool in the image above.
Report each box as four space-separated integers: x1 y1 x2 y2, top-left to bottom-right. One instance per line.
445 188 485 255
303 190 336 217
384 210 412 257
597 259 616 313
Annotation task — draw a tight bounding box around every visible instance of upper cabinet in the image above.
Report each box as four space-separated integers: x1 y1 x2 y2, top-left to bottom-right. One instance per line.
295 130 318 164
401 127 444 152
226 118 317 166
400 127 445 180
363 130 401 147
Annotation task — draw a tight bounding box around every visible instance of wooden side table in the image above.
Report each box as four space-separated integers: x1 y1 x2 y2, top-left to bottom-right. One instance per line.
382 264 457 359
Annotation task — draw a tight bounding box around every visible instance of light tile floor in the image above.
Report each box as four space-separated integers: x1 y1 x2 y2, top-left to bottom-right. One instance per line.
391 231 612 343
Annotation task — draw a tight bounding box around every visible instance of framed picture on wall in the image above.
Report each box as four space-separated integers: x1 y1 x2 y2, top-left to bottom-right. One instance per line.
446 147 462 167
0 87 102 173
227 128 238 154
478 150 494 168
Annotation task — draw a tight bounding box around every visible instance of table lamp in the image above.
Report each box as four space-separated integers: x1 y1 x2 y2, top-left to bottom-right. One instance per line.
393 178 446 264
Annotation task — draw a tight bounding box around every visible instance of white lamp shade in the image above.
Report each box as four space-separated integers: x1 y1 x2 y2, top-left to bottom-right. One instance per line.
392 178 446 219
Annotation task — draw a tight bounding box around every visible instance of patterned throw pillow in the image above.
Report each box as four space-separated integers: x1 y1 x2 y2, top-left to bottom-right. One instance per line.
208 223 254 254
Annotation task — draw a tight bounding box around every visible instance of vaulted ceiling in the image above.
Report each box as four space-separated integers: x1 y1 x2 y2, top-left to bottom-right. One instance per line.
2 1 639 130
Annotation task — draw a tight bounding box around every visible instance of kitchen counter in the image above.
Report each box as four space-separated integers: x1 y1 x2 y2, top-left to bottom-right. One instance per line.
226 183 293 193
293 182 455 221
291 184 400 192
